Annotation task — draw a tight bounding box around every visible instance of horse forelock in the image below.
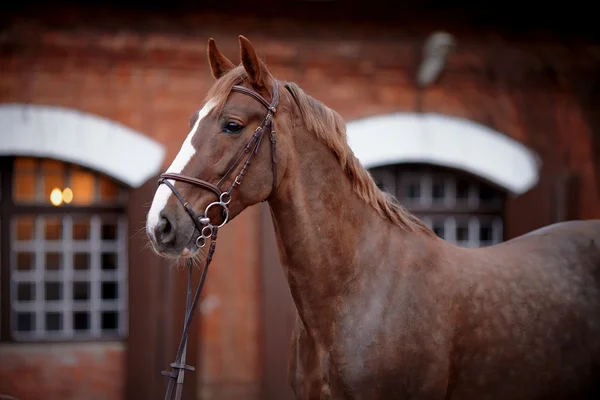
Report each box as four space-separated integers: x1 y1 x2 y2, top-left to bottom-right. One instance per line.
203 66 246 116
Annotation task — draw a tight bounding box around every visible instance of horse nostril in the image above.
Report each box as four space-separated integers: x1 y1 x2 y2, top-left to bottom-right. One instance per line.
155 215 176 245
158 217 171 234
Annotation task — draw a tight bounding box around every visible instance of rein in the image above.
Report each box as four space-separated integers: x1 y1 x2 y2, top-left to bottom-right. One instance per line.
158 80 279 400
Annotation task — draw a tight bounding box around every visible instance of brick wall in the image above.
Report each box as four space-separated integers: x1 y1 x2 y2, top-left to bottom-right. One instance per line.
198 205 263 400
2 19 598 229
0 342 124 400
1 10 599 399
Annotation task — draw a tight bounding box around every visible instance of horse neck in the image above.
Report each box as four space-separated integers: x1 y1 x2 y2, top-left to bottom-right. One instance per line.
267 124 409 344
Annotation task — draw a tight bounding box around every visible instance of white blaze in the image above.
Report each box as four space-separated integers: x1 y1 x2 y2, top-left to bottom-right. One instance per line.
146 99 216 238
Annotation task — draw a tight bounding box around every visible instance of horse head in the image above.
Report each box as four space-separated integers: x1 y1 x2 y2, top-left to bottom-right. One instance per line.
146 36 293 258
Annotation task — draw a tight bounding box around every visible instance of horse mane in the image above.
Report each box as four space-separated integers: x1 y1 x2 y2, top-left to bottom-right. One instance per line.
204 67 433 235
283 82 433 235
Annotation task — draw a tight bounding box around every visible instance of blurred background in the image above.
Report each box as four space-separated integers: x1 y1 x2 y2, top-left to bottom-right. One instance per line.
1 1 599 399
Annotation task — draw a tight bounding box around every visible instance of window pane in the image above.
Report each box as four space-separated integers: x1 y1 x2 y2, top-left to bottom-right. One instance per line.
99 176 121 202
102 281 118 300
15 252 35 271
15 217 35 241
74 253 90 271
45 282 62 301
479 223 493 242
73 282 90 301
432 222 445 239
43 164 65 206
456 224 469 242
405 181 420 202
479 185 499 204
44 218 62 240
74 312 90 331
16 312 35 332
41 159 63 174
432 179 445 203
45 312 62 331
14 158 38 202
13 173 36 202
70 168 95 205
102 311 118 331
14 157 37 172
101 253 117 270
73 218 91 240
456 178 470 202
45 252 62 271
17 282 35 301
101 220 118 241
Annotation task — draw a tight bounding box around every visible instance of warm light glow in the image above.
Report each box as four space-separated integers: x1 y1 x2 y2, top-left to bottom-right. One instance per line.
62 187 73 204
50 188 63 206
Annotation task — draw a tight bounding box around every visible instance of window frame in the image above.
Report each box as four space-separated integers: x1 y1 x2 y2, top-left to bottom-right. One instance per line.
0 156 129 343
369 163 507 247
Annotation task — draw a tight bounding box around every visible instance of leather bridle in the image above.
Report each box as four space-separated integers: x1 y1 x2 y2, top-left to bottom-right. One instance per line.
159 79 279 249
159 80 279 400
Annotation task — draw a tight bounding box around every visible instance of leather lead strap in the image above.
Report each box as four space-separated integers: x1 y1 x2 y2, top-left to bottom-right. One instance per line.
160 81 281 400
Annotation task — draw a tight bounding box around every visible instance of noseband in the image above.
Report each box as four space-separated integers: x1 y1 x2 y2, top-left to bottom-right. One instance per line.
158 79 280 248
158 81 279 400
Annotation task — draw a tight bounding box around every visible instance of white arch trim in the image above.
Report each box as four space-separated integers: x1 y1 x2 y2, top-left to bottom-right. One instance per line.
346 113 541 195
0 104 166 188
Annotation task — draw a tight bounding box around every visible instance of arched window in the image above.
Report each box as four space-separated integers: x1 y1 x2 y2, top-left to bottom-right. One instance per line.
370 164 505 247
0 156 129 341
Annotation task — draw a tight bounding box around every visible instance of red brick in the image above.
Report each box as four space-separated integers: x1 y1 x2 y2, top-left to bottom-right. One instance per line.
0 343 124 400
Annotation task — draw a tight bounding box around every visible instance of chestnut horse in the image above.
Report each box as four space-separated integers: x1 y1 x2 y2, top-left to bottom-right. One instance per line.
146 35 600 399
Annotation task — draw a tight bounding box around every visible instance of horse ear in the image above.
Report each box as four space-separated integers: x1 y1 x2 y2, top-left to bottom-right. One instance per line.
239 35 269 87
207 38 235 80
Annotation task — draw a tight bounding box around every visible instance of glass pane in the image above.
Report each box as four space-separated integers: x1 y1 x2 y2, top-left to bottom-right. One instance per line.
101 220 118 241
74 312 90 331
41 159 64 174
13 173 36 203
456 179 470 202
432 222 445 239
73 218 91 240
17 282 35 301
16 312 35 332
45 312 62 331
74 253 90 270
479 223 493 242
101 253 117 270
405 181 420 202
101 311 118 331
73 282 90 301
45 252 62 271
15 217 35 241
99 176 121 202
432 179 445 203
102 281 118 300
70 168 95 205
44 218 62 240
456 224 469 242
45 282 62 301
43 161 65 206
15 252 34 271
479 185 498 204
14 157 37 172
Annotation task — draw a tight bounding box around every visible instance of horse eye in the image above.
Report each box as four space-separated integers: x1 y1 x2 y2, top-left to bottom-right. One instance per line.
223 121 244 134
